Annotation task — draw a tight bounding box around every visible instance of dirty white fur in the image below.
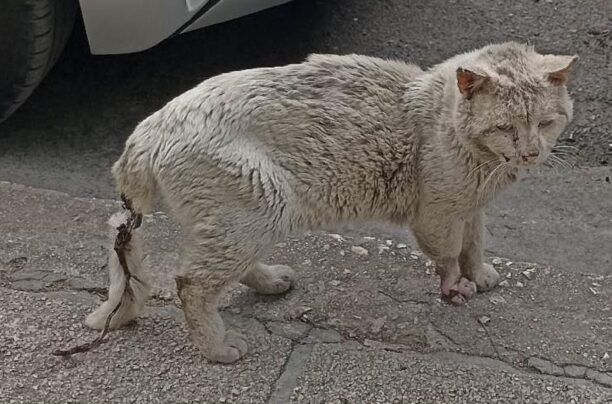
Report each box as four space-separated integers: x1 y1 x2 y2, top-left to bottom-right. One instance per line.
85 212 150 330
88 42 576 363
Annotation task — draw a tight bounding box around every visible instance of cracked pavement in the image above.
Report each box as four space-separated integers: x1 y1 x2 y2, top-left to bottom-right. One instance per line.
1 182 611 403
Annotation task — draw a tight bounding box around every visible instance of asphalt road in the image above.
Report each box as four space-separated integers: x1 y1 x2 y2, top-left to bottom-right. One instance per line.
0 0 610 198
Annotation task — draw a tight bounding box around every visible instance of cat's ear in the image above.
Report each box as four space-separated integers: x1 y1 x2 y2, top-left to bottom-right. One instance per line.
541 55 578 86
456 68 488 99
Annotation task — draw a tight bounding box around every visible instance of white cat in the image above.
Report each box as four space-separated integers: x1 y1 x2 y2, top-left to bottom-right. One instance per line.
86 42 576 363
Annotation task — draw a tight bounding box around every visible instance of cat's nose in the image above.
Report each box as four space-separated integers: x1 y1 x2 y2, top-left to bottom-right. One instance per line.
521 151 540 163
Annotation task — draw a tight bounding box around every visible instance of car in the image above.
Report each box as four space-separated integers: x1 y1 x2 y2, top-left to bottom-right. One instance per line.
0 0 294 123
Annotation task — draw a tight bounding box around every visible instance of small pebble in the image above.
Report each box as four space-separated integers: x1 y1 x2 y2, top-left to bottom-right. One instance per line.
377 245 390 254
489 294 507 305
396 243 408 249
516 281 524 288
328 233 345 242
478 315 491 326
370 317 386 333
499 280 510 287
351 246 369 256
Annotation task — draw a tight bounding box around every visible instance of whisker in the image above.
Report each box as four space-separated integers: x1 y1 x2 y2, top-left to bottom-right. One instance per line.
552 151 578 162
467 159 497 180
555 153 573 166
478 163 505 205
549 158 563 174
554 145 580 151
488 164 507 203
542 160 561 175
552 150 578 155
551 153 578 166
548 155 565 169
549 154 573 169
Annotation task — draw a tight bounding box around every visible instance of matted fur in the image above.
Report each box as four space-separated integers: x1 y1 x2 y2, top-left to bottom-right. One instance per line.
88 42 576 363
86 212 150 330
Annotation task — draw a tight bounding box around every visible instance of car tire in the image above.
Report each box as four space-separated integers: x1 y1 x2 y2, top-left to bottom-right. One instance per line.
0 0 78 123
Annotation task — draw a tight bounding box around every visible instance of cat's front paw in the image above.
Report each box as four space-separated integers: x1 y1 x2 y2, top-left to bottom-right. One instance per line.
470 263 500 291
440 275 477 305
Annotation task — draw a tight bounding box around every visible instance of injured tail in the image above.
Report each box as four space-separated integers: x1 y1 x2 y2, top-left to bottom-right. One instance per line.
86 137 157 330
85 195 151 330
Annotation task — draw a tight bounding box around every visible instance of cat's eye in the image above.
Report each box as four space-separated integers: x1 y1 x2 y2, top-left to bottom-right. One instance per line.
496 124 514 132
539 119 554 128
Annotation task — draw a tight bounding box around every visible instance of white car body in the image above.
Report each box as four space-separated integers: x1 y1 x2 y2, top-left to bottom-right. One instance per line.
78 0 294 55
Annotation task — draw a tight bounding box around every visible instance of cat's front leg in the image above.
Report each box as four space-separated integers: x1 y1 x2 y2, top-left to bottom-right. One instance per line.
459 209 500 291
411 216 476 305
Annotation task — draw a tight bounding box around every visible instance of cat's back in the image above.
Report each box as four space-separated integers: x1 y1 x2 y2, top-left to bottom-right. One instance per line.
252 53 424 112
304 53 423 85
181 53 423 126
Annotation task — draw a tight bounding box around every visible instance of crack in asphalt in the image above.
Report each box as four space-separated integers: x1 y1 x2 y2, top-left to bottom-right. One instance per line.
1 272 175 304
266 328 314 404
426 323 460 348
474 315 502 358
527 356 612 388
426 323 612 389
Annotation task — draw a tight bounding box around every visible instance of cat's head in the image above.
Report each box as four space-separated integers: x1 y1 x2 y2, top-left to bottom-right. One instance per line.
454 42 577 168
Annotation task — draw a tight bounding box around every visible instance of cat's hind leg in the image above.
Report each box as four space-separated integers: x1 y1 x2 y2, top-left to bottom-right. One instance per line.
175 221 259 363
170 180 281 363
